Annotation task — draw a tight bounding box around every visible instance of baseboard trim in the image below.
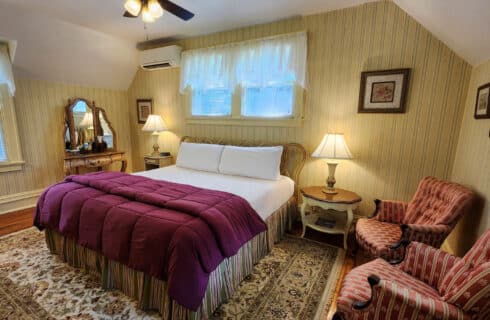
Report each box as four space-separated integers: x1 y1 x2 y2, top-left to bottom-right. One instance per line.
0 189 43 215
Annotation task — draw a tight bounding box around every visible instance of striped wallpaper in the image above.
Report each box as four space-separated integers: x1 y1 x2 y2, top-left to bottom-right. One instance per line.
0 78 133 196
128 1 472 215
448 59 490 256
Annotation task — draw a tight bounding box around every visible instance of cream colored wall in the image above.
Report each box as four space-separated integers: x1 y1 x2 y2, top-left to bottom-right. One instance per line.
0 78 133 197
448 59 490 256
128 1 471 215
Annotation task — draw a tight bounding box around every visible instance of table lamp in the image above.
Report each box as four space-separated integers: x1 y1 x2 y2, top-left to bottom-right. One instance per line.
142 114 167 156
311 133 352 194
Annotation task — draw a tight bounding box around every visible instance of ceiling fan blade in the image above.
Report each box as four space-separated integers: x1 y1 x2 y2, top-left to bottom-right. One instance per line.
158 0 195 21
123 10 138 18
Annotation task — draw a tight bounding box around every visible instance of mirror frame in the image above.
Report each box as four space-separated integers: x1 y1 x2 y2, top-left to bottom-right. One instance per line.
64 98 117 154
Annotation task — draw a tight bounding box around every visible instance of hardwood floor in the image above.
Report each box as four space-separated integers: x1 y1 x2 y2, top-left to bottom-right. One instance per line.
0 207 35 237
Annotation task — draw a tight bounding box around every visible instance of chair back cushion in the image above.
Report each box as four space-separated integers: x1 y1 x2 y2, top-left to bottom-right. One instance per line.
439 230 490 314
404 177 474 226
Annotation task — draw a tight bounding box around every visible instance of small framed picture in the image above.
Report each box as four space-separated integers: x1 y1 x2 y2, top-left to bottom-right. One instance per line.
474 83 490 119
137 99 153 124
358 68 411 113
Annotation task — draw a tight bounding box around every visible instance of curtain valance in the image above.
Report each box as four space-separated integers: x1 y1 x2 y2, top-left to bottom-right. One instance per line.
180 31 307 93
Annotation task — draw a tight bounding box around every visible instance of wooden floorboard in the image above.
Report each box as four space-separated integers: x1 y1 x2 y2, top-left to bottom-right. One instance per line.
0 207 35 237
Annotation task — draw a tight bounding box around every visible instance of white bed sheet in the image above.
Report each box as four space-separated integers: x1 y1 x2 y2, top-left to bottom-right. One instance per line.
134 165 294 221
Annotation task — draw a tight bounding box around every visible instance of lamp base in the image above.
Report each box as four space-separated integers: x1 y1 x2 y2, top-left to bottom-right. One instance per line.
322 187 338 195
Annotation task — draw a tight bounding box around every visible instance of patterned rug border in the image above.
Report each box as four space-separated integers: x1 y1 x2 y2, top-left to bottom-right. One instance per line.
1 228 346 319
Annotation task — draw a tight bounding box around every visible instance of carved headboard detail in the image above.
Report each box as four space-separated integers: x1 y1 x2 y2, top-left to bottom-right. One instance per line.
180 136 307 199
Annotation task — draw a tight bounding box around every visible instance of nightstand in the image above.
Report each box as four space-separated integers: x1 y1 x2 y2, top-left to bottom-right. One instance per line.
300 186 361 249
144 155 173 170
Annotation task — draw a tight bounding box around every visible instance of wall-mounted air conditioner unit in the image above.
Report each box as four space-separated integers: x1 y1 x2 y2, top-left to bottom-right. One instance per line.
140 45 182 70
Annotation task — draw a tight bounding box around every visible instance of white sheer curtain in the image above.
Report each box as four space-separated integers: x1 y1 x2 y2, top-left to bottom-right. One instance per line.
180 31 307 93
0 44 15 97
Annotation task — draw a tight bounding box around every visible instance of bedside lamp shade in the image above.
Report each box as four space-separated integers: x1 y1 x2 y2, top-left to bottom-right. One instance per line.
142 114 167 156
312 133 352 160
142 114 167 134
312 133 352 194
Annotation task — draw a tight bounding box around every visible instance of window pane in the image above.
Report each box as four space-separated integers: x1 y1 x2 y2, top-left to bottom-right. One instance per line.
242 84 294 118
0 121 7 161
192 88 232 116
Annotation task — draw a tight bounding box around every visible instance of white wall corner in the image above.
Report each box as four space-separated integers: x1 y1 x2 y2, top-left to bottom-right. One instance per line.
0 189 42 215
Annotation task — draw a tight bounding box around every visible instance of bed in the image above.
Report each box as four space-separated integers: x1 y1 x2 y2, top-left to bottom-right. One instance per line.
36 136 306 319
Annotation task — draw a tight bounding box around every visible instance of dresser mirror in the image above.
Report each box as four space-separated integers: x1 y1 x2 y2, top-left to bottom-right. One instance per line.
64 98 117 154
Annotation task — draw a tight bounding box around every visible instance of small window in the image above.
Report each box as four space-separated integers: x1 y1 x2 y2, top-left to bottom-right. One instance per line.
242 83 294 118
0 123 7 161
191 88 232 117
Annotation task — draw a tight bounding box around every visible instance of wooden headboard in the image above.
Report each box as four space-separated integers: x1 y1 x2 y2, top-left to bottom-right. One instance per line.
180 136 307 199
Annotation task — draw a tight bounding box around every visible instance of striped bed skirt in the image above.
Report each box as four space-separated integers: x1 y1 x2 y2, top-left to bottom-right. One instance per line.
44 197 297 319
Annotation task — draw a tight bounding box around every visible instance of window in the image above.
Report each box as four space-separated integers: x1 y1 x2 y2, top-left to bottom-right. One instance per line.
0 121 6 161
181 32 307 126
0 42 24 172
192 88 232 116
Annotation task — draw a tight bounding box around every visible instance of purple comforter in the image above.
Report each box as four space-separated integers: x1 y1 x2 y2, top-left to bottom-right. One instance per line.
34 171 266 310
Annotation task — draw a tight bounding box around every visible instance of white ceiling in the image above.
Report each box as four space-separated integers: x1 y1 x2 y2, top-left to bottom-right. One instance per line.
0 0 489 90
394 0 490 66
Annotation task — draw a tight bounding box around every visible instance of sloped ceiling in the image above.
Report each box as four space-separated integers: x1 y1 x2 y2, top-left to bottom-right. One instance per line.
0 0 488 90
0 1 138 90
394 0 490 66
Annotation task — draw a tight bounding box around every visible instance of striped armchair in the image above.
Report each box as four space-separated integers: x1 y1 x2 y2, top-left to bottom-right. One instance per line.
334 229 490 320
356 176 475 260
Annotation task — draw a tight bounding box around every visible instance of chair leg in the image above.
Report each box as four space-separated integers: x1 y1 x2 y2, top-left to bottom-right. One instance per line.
332 311 345 320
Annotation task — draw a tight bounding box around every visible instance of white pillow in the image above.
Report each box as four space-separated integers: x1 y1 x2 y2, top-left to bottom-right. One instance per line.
218 145 283 180
176 142 224 173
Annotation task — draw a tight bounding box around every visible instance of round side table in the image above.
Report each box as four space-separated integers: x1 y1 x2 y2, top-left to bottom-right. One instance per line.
300 186 362 249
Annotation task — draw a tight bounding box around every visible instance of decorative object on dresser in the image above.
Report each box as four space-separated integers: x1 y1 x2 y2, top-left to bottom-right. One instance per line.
136 99 152 124
355 176 476 261
300 186 361 249
63 98 126 175
142 114 168 156
474 82 490 119
334 229 490 320
358 68 410 113
311 133 352 194
144 154 173 170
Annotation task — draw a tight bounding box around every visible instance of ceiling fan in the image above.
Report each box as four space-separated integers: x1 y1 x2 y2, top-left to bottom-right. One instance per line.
123 0 194 23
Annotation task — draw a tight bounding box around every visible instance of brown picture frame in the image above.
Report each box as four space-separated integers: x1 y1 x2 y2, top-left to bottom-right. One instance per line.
137 99 153 124
474 83 490 119
358 68 411 113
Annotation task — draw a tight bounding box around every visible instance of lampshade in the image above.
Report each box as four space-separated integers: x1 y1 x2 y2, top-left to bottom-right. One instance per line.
124 0 141 16
142 114 167 133
311 133 352 159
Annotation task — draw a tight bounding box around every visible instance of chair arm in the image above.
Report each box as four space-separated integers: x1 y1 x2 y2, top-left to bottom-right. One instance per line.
350 277 468 319
402 223 451 247
398 241 459 288
369 199 408 224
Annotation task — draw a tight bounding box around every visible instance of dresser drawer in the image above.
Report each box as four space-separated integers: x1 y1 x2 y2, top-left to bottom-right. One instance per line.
86 156 112 167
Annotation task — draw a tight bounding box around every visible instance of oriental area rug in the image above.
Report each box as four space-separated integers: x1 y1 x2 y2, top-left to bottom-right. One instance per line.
0 228 344 320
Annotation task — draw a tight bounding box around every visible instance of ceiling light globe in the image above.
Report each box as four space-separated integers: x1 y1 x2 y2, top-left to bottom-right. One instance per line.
148 0 164 18
142 6 156 23
124 0 141 16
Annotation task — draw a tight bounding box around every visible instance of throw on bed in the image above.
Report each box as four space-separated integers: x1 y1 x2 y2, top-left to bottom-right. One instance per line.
34 171 267 310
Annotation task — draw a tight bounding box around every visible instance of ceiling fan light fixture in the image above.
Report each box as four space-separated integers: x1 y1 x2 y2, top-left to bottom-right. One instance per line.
148 0 164 18
124 0 141 16
142 5 156 23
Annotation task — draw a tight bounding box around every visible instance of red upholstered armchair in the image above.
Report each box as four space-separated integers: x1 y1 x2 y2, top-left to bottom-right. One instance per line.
334 229 490 320
356 176 475 260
